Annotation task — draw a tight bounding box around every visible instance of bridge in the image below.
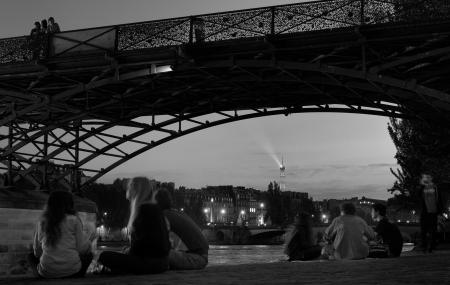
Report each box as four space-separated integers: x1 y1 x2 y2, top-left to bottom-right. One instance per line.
1 0 450 191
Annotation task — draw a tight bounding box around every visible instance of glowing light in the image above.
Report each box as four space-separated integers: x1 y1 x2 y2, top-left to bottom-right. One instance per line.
397 220 401 223
103 212 107 216
406 220 410 224
221 209 226 214
260 203 265 208
204 208 209 213
211 198 214 202
322 214 327 219
180 208 184 211
152 64 173 74
240 210 245 215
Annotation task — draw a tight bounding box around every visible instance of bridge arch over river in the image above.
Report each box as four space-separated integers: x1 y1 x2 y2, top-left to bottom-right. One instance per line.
1 0 450 191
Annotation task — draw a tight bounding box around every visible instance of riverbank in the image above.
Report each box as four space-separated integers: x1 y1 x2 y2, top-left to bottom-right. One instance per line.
3 250 450 284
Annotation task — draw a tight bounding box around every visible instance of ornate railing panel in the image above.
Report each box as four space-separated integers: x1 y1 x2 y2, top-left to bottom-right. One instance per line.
0 36 32 64
1 0 450 64
118 18 190 50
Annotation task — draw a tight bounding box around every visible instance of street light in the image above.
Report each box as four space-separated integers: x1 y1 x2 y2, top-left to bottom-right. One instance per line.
240 210 245 215
260 203 264 208
204 208 209 213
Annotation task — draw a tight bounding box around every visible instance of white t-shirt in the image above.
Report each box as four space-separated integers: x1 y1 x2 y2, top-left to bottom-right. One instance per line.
33 215 91 278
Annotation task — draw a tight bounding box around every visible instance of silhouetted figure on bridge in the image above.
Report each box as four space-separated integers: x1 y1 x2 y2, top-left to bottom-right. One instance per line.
48 17 60 33
29 21 42 60
284 212 322 261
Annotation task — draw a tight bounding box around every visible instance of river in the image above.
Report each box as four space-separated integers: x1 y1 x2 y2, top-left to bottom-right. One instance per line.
98 243 415 267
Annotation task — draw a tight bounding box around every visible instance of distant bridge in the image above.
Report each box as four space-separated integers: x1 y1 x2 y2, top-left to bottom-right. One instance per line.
1 0 450 191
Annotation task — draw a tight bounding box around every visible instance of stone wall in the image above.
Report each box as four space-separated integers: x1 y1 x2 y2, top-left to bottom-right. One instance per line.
0 189 97 278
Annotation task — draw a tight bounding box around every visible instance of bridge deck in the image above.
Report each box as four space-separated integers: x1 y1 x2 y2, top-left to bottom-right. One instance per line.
2 251 450 284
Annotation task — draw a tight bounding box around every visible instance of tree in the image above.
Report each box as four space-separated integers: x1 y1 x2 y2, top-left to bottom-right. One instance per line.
388 118 450 210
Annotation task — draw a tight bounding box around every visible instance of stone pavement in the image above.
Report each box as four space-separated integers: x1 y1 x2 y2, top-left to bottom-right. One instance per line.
2 251 450 285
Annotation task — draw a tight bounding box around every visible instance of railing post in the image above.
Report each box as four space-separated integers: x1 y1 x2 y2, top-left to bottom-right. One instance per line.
270 7 276 35
74 121 80 193
7 123 13 188
189 17 194 44
360 0 365 25
114 25 119 55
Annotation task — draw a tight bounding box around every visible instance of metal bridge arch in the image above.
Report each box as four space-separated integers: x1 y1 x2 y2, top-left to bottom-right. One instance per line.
2 0 450 191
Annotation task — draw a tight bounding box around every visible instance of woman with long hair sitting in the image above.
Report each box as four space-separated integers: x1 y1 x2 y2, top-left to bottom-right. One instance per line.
97 177 170 274
28 191 94 278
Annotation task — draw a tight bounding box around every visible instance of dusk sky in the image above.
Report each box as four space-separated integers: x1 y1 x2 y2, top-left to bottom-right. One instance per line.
0 0 399 200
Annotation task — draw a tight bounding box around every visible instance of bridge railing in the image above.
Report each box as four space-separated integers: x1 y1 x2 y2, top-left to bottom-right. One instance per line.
1 0 449 64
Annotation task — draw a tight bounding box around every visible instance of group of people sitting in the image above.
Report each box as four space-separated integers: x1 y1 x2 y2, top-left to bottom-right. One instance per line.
284 202 403 261
28 176 209 278
29 17 60 59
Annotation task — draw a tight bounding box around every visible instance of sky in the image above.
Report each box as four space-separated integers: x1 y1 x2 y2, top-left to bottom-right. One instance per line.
0 0 399 200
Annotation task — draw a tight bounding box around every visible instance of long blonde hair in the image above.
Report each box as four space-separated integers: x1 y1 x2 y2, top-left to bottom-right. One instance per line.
126 177 158 231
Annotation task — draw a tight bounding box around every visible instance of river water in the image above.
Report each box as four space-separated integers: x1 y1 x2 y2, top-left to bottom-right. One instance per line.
98 243 414 267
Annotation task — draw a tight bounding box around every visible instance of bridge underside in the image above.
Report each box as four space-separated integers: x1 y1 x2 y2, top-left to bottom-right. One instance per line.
1 19 450 191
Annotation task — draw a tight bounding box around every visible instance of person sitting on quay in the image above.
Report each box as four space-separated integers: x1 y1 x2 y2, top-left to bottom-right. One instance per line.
97 177 170 274
47 17 60 33
156 189 209 270
369 203 403 258
28 191 95 278
284 212 322 261
323 203 375 260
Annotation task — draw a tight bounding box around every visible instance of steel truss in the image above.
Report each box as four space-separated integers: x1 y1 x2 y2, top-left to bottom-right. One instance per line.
1 0 450 191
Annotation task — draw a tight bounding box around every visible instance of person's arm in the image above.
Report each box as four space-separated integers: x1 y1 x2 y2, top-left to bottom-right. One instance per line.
33 222 43 258
324 219 336 242
74 217 91 254
363 220 375 240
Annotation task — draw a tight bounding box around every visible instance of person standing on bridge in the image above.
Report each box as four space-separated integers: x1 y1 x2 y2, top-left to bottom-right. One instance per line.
47 17 60 33
29 21 42 60
97 177 170 274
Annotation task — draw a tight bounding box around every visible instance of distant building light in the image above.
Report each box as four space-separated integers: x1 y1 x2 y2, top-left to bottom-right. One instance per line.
397 220 401 223
204 208 209 213
103 212 107 216
211 198 214 202
221 209 226 214
240 210 245 215
180 208 184 211
260 203 265 208
406 220 410 224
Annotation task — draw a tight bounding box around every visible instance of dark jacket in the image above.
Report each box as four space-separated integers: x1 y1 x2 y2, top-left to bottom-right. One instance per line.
129 204 170 258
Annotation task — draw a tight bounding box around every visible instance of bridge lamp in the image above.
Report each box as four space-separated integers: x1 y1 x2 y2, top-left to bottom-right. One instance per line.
151 64 173 74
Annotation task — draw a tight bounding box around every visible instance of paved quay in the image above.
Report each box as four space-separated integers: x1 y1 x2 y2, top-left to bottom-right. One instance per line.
3 251 450 285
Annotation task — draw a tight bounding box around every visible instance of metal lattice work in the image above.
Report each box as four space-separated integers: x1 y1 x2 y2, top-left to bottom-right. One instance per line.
1 0 450 191
1 0 450 63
